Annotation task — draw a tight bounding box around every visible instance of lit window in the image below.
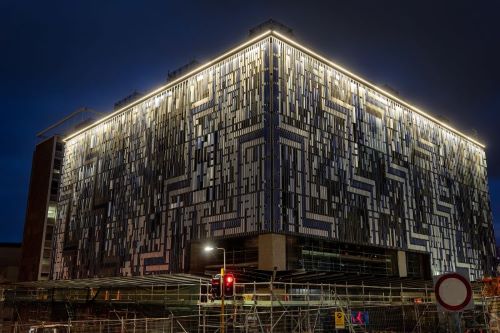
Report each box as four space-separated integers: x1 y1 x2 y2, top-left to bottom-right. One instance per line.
47 205 57 219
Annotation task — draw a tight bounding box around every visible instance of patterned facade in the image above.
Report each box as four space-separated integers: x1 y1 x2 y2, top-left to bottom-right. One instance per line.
52 32 494 280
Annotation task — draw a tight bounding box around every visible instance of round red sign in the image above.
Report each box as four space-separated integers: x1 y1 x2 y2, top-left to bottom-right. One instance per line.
434 273 472 311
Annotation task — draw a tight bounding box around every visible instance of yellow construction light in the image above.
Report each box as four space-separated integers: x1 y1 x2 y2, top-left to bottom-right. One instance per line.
64 29 485 149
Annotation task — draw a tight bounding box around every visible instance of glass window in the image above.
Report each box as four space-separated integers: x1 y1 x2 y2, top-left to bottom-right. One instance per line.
47 205 57 219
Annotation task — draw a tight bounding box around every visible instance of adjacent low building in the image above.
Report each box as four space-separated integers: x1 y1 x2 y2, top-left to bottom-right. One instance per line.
0 243 21 330
51 26 495 281
0 243 21 283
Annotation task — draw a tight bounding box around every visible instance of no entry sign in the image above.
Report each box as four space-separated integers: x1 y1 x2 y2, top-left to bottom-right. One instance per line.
433 272 474 312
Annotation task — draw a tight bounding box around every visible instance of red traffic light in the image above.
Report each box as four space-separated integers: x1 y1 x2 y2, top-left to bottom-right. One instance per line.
224 273 235 285
223 273 235 297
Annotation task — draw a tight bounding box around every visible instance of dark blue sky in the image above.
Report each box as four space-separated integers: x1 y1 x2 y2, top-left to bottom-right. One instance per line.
1 0 499 243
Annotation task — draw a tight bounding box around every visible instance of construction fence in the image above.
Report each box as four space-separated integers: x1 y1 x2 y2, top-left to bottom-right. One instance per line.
1 281 500 332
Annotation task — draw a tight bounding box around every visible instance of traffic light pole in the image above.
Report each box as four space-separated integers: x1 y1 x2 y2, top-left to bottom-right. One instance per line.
221 249 226 333
221 275 224 333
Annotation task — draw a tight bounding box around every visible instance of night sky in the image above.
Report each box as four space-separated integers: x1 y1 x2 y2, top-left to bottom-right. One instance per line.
1 0 499 243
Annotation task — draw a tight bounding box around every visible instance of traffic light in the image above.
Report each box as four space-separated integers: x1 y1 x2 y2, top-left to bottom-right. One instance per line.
210 274 221 299
210 273 236 298
223 273 235 297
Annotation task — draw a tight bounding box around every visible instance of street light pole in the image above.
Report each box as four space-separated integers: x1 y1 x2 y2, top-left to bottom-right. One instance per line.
204 245 226 333
203 246 226 274
218 247 226 275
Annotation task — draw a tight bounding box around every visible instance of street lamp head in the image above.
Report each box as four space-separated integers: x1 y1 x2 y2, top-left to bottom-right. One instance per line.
204 246 215 252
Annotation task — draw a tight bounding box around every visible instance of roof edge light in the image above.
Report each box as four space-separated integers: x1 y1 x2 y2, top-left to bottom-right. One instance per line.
271 31 485 148
63 29 274 142
64 29 485 148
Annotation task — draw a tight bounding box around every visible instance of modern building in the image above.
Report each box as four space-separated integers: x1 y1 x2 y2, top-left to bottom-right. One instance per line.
51 25 495 281
18 136 63 281
19 108 101 281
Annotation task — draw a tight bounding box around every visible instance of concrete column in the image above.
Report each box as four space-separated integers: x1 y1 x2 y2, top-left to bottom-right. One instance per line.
397 250 408 277
258 234 286 271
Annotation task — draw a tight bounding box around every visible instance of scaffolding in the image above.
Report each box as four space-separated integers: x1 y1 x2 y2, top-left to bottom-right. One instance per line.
0 276 496 332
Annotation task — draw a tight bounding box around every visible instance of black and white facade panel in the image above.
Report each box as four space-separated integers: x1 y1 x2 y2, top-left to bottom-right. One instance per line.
52 32 494 280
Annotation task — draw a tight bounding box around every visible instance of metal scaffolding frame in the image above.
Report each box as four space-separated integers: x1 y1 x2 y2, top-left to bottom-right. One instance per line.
0 274 500 333
1 275 496 332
